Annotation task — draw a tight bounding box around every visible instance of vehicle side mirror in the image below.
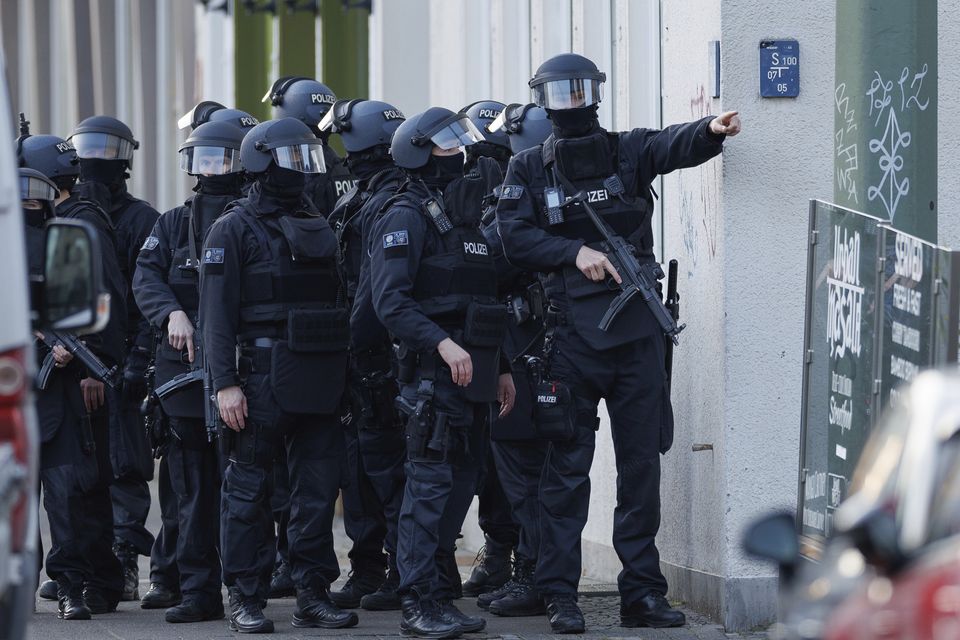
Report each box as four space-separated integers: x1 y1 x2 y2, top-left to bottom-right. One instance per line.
743 512 800 581
40 219 109 333
847 508 905 572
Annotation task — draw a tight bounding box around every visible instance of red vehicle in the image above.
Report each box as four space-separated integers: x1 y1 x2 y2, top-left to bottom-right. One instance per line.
745 370 960 640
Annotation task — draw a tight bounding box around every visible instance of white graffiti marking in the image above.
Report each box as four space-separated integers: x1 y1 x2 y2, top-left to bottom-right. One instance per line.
835 83 859 203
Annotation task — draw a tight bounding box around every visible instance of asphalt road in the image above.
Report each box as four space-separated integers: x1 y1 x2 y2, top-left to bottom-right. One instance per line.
28 477 767 640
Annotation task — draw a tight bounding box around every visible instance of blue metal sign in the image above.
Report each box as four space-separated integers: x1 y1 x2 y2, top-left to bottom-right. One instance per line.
759 39 800 98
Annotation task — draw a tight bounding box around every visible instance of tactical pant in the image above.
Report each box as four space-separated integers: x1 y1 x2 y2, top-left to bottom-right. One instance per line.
149 456 181 589
537 327 671 606
490 441 546 563
356 417 406 573
396 374 487 600
165 417 222 602
222 372 344 598
42 405 123 599
477 451 519 549
340 415 388 576
109 389 154 556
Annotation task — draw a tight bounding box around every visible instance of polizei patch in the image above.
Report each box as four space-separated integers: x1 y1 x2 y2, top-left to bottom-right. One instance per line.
463 241 488 256
383 231 409 248
499 185 524 200
203 248 225 264
141 236 159 250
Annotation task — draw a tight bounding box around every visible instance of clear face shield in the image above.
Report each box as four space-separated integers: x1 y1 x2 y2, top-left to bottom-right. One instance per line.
69 132 136 161
178 146 242 176
531 78 604 110
19 174 58 202
317 99 358 134
427 115 485 150
270 143 327 173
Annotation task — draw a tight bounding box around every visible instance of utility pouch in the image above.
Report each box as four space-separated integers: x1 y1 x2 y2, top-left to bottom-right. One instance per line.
219 424 235 458
359 371 401 430
562 264 649 350
463 302 509 348
462 345 500 403
533 380 576 441
286 308 350 353
270 341 346 414
278 215 337 262
406 408 457 463
395 344 417 384
228 422 258 464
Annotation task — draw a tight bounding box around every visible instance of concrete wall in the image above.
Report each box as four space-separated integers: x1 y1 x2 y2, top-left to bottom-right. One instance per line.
938 1 960 247
658 0 836 630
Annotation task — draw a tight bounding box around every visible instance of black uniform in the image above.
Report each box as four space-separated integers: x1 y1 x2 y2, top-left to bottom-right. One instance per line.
133 189 238 607
370 161 504 601
304 146 358 216
42 195 127 603
331 164 406 589
77 180 160 559
496 118 724 606
200 183 348 600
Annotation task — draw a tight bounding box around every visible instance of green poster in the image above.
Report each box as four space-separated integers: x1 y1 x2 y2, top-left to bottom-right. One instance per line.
833 0 937 243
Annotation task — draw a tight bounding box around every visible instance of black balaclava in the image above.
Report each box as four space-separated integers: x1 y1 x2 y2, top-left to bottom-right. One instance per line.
195 173 245 196
547 105 601 138
78 158 129 190
465 142 512 173
344 146 394 182
22 202 53 229
418 152 465 190
259 163 306 203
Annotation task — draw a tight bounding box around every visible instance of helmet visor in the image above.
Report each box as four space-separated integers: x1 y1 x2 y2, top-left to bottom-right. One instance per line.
271 143 326 173
430 116 485 150
19 174 58 202
532 78 603 110
179 146 242 176
70 132 135 161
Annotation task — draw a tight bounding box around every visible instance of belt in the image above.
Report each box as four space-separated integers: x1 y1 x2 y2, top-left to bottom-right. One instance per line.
239 339 275 373
242 337 277 349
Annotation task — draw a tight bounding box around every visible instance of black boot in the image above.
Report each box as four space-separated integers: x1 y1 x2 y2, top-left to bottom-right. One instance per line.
461 538 512 597
228 588 274 634
438 600 486 633
141 582 182 609
38 578 58 601
82 586 119 614
57 582 91 621
113 540 140 601
268 561 295 599
292 582 359 629
399 593 463 639
488 559 544 617
329 568 384 609
545 594 585 634
477 555 529 609
361 565 401 610
165 596 225 623
620 593 686 628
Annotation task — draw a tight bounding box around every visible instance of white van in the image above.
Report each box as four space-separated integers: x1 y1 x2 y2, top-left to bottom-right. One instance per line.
0 45 110 640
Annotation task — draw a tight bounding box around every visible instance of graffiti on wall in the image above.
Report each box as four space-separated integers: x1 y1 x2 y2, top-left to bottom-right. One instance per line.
677 84 721 273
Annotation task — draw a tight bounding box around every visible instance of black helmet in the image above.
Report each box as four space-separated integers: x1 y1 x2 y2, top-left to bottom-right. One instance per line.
69 115 139 167
390 107 485 170
462 100 510 150
490 103 552 153
18 134 80 188
239 117 326 174
529 53 606 110
178 101 260 131
317 99 405 153
263 76 337 128
19 167 59 203
178 121 247 176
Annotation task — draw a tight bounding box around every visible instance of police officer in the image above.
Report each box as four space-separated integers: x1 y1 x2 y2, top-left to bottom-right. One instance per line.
138 104 258 613
457 99 519 598
315 99 409 610
133 120 251 623
263 76 357 213
370 107 515 638
19 134 127 615
496 53 741 633
69 115 159 601
201 117 357 634
476 103 554 618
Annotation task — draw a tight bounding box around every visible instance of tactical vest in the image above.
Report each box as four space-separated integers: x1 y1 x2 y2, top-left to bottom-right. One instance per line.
404 169 506 402
539 132 658 349
156 194 238 418
235 203 348 414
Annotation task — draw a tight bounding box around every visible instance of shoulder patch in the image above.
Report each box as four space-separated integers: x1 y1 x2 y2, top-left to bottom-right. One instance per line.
499 185 524 200
203 248 225 264
383 230 409 249
141 236 159 250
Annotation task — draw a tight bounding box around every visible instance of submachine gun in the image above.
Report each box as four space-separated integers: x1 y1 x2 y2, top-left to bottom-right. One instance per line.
561 186 686 345
36 332 122 391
